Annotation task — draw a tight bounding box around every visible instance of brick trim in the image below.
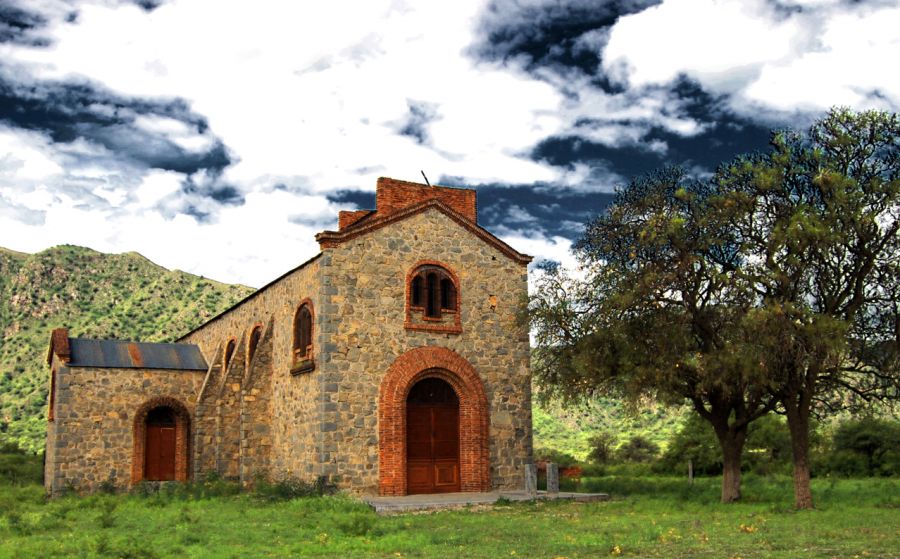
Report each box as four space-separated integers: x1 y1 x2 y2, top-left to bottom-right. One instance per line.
47 327 71 366
404 260 462 335
291 298 315 373
378 346 490 496
223 337 237 372
131 397 191 484
246 322 264 369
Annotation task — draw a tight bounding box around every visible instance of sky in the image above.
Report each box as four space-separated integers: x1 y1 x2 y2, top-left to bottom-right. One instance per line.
0 0 898 287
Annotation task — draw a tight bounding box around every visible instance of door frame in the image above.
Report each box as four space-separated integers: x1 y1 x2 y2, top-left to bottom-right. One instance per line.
131 397 191 484
378 346 490 496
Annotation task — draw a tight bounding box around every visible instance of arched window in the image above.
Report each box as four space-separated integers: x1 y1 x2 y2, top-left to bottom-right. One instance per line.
406 262 461 334
247 324 262 367
223 338 236 371
291 301 315 374
411 275 424 307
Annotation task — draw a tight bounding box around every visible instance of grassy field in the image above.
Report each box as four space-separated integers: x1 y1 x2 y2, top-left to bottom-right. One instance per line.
0 474 897 558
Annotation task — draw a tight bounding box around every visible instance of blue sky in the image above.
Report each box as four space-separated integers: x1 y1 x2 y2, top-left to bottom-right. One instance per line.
0 0 898 286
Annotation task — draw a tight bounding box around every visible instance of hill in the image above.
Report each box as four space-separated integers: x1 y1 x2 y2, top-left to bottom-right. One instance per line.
0 244 685 456
0 245 255 451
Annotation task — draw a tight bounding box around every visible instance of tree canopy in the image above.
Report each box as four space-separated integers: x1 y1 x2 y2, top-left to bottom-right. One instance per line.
529 108 899 508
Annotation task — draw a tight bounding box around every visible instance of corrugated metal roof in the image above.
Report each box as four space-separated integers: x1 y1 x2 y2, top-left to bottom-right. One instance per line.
67 338 208 371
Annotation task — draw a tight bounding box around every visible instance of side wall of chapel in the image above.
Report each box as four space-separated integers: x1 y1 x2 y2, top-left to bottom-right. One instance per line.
178 257 324 480
317 208 533 493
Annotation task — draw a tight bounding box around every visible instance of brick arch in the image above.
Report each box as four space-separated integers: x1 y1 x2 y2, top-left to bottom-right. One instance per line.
131 396 191 484
379 346 490 495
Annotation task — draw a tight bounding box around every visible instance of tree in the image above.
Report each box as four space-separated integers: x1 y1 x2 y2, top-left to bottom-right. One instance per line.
529 167 778 503
529 108 899 507
719 108 900 508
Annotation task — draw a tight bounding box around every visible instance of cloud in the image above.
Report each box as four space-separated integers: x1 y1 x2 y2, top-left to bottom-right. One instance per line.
0 0 895 290
0 75 232 175
601 0 900 118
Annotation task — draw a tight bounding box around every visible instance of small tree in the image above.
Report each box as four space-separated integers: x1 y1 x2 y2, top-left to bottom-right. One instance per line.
587 431 617 464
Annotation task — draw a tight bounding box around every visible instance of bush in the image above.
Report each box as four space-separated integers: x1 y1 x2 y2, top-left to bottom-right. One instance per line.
657 413 794 476
0 442 43 485
827 417 900 476
533 448 578 468
252 475 337 501
587 432 616 465
615 436 659 463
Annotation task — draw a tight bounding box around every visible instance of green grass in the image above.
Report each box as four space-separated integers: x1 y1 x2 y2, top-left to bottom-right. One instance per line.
1 475 897 558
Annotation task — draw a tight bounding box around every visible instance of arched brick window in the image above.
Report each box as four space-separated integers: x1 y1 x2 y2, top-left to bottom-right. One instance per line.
223 338 236 371
405 261 461 334
247 324 263 367
291 300 315 374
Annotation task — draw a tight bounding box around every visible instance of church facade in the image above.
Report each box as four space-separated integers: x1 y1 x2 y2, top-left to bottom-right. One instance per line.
44 177 533 496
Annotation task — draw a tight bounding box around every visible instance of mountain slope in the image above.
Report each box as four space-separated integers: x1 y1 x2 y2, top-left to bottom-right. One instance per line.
0 245 255 451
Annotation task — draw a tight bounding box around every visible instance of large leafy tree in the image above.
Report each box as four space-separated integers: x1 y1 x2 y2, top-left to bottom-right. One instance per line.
530 168 777 503
720 108 900 508
529 109 899 508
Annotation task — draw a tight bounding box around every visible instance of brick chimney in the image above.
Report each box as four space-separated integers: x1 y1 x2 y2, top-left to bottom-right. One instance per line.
375 177 477 223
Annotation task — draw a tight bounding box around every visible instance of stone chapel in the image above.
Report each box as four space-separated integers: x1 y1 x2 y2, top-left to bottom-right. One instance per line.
44 177 534 496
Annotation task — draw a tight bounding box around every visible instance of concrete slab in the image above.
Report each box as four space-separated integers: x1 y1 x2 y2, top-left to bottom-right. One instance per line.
363 490 610 514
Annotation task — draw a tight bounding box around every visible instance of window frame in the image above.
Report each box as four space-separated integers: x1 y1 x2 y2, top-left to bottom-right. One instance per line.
223 337 237 371
291 299 315 375
247 323 263 369
404 261 462 334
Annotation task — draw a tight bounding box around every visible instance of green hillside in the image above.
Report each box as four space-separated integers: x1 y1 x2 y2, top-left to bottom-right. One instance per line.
0 245 255 452
0 244 683 457
532 397 687 461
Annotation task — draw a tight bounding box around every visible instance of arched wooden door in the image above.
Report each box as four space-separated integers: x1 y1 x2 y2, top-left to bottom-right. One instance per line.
144 407 177 481
406 377 460 494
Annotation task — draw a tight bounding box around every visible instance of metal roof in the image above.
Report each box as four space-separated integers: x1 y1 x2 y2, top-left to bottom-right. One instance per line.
67 338 208 371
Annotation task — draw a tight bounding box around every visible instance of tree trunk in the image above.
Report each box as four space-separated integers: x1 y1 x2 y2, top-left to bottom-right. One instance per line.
785 398 814 509
714 426 747 503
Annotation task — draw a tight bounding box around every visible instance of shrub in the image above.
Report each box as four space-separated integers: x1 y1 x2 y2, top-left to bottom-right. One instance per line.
252 475 337 501
587 432 616 465
533 448 578 468
827 417 900 476
0 442 43 485
616 435 659 463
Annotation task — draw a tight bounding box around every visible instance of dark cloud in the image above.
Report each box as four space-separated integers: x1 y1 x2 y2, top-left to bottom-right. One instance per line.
473 0 659 89
0 77 233 176
130 0 165 11
474 183 614 239
327 180 614 240
327 189 375 209
533 114 772 186
398 100 439 145
0 2 49 46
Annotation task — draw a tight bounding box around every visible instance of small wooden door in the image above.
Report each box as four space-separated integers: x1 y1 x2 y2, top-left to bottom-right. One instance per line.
407 378 460 494
145 408 176 481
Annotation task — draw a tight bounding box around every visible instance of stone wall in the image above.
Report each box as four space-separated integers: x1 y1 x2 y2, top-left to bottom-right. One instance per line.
240 317 275 485
44 356 203 495
318 207 532 494
178 255 324 481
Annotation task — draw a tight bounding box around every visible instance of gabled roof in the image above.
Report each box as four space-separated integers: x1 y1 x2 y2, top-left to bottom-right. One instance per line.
316 198 533 265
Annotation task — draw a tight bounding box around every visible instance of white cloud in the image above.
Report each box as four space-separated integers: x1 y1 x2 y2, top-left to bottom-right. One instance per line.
601 0 900 118
1 0 897 290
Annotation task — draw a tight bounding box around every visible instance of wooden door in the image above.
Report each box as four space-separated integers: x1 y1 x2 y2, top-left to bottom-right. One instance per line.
406 378 460 494
145 408 177 481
